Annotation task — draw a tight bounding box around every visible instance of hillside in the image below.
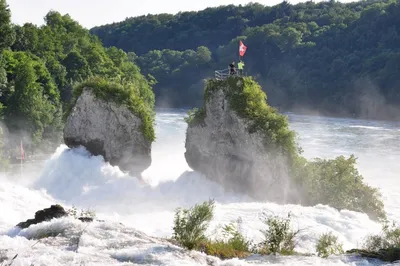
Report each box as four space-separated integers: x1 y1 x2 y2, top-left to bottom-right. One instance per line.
0 0 154 157
91 0 400 120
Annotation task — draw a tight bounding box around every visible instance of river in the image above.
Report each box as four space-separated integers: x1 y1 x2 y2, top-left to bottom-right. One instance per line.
1 110 399 265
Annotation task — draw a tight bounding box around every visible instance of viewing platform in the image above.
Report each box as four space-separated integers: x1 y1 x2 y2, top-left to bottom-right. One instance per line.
214 68 246 80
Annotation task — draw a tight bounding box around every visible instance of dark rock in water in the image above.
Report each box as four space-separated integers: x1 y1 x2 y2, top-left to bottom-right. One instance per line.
16 205 68 229
347 248 400 262
63 88 152 176
78 217 94 223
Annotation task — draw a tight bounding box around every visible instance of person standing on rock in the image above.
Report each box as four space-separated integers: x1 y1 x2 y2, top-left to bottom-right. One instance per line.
229 61 236 76
238 60 245 76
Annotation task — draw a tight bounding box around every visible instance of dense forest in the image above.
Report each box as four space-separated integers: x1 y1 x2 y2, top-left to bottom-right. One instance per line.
92 0 400 119
0 0 154 158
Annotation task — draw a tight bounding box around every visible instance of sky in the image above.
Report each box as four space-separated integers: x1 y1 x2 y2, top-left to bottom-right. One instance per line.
7 0 356 29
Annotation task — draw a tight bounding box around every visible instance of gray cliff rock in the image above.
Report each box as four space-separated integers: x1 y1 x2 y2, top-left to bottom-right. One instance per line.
64 88 151 175
185 80 296 203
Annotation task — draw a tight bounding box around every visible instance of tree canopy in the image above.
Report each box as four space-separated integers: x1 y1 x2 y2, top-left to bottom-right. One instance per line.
0 2 154 156
92 0 400 120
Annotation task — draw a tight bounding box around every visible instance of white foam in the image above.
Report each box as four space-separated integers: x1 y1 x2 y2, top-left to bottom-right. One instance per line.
1 111 399 265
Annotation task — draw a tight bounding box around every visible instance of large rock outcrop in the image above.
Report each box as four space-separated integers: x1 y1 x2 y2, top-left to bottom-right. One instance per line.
17 205 68 229
185 77 298 203
64 88 151 175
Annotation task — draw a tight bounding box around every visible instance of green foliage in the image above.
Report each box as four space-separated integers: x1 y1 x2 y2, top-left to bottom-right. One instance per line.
293 154 386 221
316 232 344 258
0 6 154 153
201 222 252 259
172 199 215 250
259 213 298 255
0 0 15 50
204 76 298 156
184 107 206 127
363 221 400 251
202 240 251 259
70 76 155 142
93 0 400 119
220 222 252 253
2 51 62 145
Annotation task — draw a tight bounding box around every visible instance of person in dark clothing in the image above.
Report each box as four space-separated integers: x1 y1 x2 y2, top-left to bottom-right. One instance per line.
229 61 236 75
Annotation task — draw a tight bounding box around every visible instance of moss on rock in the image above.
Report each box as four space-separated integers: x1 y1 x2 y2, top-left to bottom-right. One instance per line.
66 76 155 142
185 76 386 221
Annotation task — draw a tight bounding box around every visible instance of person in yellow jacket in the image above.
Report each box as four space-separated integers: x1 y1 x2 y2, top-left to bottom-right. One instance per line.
238 60 245 76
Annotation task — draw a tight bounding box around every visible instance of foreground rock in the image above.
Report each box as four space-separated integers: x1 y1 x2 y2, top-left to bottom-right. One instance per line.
347 248 400 262
185 77 298 203
64 88 151 175
17 205 68 229
16 205 94 229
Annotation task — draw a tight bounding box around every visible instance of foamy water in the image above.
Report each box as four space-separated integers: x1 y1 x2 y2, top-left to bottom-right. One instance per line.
1 110 400 265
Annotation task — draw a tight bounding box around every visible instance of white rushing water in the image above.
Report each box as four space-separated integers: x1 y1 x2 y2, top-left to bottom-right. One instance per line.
1 110 400 266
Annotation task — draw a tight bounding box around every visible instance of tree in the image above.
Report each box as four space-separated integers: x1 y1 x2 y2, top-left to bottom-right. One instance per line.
12 23 39 52
0 0 15 50
62 51 91 82
4 54 58 145
196 46 212 64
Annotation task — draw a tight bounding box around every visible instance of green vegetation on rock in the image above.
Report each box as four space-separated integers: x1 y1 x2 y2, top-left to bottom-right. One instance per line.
69 76 155 142
293 155 386 220
0 2 155 153
184 107 206 127
347 221 400 262
171 201 393 261
201 222 252 259
186 76 386 221
206 76 298 155
316 232 344 258
172 199 215 250
259 213 297 255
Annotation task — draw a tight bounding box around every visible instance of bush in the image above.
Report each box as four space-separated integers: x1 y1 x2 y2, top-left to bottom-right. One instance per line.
203 240 251 259
65 76 155 142
363 221 400 251
259 213 298 255
316 232 344 258
293 155 386 221
200 221 253 259
221 222 252 252
172 199 215 250
184 107 206 127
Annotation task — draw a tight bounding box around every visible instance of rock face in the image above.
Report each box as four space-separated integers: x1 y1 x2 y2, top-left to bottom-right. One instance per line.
17 205 68 229
185 79 296 203
64 88 151 175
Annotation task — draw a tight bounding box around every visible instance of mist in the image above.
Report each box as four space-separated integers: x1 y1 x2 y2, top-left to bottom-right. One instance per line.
1 111 400 265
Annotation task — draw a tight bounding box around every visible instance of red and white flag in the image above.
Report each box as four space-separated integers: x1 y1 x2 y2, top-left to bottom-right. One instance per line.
239 41 247 57
20 140 24 160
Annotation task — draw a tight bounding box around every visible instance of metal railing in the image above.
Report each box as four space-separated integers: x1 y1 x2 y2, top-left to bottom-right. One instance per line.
214 68 245 80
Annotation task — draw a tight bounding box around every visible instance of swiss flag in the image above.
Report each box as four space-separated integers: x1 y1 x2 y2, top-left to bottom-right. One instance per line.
239 41 247 57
